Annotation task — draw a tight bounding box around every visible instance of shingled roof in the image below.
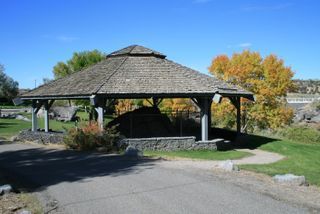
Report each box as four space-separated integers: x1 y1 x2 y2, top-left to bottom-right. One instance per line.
21 45 253 100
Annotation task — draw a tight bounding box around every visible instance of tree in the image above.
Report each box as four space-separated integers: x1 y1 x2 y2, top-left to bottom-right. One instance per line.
160 98 196 112
0 64 19 101
53 50 105 79
115 99 135 114
209 50 295 131
52 50 105 107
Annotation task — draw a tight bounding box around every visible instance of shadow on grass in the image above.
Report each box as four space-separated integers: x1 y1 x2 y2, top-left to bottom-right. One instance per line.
0 121 24 128
0 142 157 193
210 127 277 150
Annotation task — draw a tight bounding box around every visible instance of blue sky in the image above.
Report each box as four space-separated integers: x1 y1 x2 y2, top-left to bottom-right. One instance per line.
0 0 319 89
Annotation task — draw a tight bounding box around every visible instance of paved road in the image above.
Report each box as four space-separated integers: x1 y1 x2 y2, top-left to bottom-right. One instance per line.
0 142 309 214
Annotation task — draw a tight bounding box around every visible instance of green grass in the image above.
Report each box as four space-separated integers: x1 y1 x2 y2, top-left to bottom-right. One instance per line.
144 150 252 160
0 118 31 138
240 137 320 186
0 112 115 139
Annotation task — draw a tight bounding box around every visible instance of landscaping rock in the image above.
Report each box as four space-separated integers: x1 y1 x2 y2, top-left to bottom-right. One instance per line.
15 115 31 122
18 210 32 214
0 184 13 195
218 160 239 172
37 106 78 121
124 146 143 157
119 137 222 152
17 130 65 144
273 174 307 186
10 136 18 142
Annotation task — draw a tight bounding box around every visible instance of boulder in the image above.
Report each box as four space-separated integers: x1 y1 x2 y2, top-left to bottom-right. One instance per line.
37 106 78 121
310 114 320 123
0 184 12 195
218 160 239 172
124 146 143 157
273 174 307 186
15 114 31 122
18 210 32 214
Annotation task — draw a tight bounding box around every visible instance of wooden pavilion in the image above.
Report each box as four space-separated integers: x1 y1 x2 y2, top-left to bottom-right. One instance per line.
20 45 254 141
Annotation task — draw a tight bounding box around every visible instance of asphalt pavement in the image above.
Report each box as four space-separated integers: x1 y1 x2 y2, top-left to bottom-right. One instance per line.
0 142 310 214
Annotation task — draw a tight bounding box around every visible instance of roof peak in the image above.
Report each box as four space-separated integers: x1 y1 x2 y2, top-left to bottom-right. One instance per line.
107 45 166 59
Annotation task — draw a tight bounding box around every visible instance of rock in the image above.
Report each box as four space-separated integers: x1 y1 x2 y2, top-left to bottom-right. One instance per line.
18 210 32 214
15 114 31 122
273 174 307 186
124 146 143 157
10 135 18 142
0 184 12 195
310 114 320 123
37 106 78 121
16 130 65 144
218 160 239 172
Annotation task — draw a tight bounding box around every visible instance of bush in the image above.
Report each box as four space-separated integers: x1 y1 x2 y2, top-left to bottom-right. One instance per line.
276 125 320 144
64 122 120 151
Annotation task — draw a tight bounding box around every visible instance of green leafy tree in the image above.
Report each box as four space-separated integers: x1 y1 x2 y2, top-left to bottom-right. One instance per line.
52 50 106 108
53 50 105 79
0 64 19 101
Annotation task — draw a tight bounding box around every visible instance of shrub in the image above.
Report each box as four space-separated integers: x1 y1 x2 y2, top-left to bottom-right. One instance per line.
64 122 120 151
276 125 320 144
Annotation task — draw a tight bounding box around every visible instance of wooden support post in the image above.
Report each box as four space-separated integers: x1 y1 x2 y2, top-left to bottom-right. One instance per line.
208 105 212 136
31 100 38 132
201 98 209 141
93 96 106 131
44 100 49 132
229 96 241 135
194 97 212 141
95 107 104 130
236 97 241 135
152 97 158 108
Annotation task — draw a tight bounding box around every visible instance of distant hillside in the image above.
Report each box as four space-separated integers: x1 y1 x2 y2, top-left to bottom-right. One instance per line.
291 79 320 94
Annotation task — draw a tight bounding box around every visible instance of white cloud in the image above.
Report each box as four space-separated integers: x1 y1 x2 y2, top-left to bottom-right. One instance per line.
238 43 252 48
193 0 211 4
56 36 79 42
242 3 293 12
227 42 252 49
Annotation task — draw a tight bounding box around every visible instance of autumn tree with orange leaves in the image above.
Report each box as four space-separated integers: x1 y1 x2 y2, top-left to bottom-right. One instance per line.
209 50 295 131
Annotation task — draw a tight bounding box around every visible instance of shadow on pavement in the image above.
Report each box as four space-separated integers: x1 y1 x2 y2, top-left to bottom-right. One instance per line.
0 143 157 192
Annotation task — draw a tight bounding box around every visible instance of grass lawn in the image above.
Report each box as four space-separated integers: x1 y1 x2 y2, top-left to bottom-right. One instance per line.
0 118 31 139
240 136 320 186
0 111 115 139
144 150 252 160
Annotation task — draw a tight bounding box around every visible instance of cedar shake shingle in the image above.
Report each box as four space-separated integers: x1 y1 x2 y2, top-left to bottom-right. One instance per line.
21 45 253 99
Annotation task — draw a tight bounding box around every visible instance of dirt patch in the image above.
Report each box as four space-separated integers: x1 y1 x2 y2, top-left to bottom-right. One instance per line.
0 192 42 214
0 171 43 214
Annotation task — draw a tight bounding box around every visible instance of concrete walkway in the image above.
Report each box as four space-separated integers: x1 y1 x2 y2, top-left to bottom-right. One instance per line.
0 143 310 213
233 149 284 165
157 149 285 171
